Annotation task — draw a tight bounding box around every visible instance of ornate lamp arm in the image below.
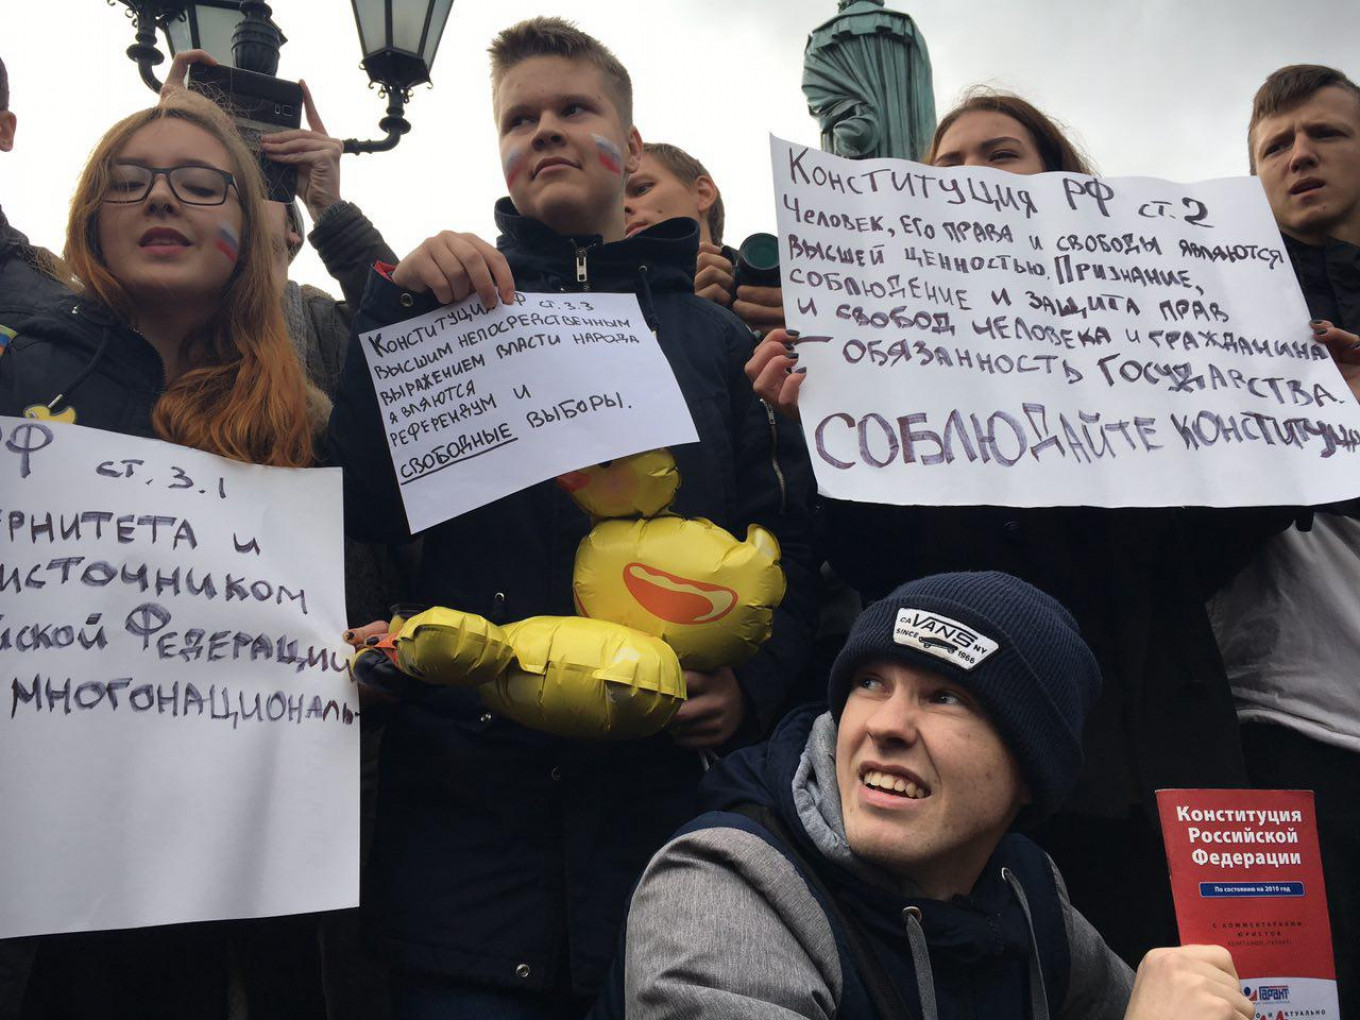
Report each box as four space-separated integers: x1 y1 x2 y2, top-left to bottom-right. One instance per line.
117 1 167 93
343 88 412 155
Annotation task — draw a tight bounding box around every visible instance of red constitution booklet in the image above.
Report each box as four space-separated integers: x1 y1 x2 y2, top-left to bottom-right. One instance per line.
1156 789 1339 1020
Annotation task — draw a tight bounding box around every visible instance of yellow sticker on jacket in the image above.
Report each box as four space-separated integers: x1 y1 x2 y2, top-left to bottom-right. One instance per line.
24 403 77 424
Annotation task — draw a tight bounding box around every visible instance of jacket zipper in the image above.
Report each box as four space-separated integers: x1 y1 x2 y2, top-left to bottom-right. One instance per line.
575 247 590 291
764 400 788 513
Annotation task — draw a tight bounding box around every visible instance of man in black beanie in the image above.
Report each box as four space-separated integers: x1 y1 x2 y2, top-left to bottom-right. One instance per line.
606 572 1252 1020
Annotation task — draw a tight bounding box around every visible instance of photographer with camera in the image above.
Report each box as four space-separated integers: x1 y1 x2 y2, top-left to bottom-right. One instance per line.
624 141 786 336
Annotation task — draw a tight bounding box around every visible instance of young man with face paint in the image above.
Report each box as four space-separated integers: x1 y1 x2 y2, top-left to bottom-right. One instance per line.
609 572 1252 1020
327 16 816 1017
624 141 788 337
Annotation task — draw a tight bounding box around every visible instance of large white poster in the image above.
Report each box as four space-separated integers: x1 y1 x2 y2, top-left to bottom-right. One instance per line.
772 136 1360 507
0 418 357 938
358 291 699 532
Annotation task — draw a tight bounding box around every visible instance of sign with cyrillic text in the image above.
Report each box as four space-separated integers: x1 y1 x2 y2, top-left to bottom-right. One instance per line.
1158 790 1339 1020
0 419 356 938
773 135 1360 507
357 291 699 533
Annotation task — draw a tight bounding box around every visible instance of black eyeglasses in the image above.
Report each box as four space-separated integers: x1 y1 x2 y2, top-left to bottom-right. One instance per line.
104 163 238 207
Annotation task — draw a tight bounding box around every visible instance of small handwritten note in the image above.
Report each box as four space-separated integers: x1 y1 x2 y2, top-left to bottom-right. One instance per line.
358 291 699 532
772 135 1360 508
0 418 355 938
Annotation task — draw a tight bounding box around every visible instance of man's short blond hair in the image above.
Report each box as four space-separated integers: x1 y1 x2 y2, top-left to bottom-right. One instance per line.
643 142 725 245
488 17 633 128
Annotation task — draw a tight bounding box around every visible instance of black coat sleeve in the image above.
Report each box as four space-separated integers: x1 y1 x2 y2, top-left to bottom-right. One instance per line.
1176 505 1308 597
723 321 819 738
308 202 400 313
326 268 441 544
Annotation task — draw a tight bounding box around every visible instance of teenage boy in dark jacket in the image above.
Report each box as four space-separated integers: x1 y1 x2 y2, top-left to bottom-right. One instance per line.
613 572 1250 1020
327 17 815 1016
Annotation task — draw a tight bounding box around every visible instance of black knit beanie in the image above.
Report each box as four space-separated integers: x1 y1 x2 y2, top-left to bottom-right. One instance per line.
827 571 1102 824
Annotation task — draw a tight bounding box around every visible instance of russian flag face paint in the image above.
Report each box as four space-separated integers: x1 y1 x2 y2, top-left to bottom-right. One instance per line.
593 134 625 175
504 146 529 187
215 224 240 264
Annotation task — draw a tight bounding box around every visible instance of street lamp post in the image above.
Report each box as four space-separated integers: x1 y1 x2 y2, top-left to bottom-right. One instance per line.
345 0 455 154
231 0 282 75
112 0 185 90
109 0 453 155
161 0 249 66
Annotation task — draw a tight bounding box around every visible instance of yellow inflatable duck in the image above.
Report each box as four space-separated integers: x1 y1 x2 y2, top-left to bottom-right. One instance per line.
562 448 786 669
354 449 786 740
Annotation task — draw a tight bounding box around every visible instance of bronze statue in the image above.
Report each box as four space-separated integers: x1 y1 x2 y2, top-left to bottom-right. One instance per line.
803 0 936 161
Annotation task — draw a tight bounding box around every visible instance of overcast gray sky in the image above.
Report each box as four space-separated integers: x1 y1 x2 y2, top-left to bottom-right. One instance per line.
3 0 1357 291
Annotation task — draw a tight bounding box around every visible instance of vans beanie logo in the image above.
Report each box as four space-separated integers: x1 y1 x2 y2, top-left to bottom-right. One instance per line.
892 607 999 670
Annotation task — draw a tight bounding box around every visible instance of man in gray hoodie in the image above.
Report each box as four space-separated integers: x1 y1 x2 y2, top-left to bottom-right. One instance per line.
613 571 1251 1020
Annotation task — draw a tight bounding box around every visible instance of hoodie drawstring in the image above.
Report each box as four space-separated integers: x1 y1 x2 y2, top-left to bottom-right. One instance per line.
1002 867 1052 1020
44 313 113 415
902 906 939 1020
636 264 660 333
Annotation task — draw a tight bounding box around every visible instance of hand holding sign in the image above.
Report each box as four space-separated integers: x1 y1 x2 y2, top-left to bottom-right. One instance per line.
391 230 516 308
1311 319 1360 402
746 327 807 421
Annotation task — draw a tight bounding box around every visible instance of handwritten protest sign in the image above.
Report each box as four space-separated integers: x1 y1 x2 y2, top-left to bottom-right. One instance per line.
772 135 1360 507
0 419 356 938
358 291 699 532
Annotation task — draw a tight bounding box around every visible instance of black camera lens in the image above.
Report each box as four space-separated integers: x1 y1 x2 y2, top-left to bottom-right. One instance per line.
734 232 781 290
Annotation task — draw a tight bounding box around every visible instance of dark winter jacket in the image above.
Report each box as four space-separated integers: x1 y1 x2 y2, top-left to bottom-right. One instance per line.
328 200 817 992
0 205 70 342
0 293 164 429
288 199 399 402
608 706 1134 1019
293 200 405 626
1285 233 1360 332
